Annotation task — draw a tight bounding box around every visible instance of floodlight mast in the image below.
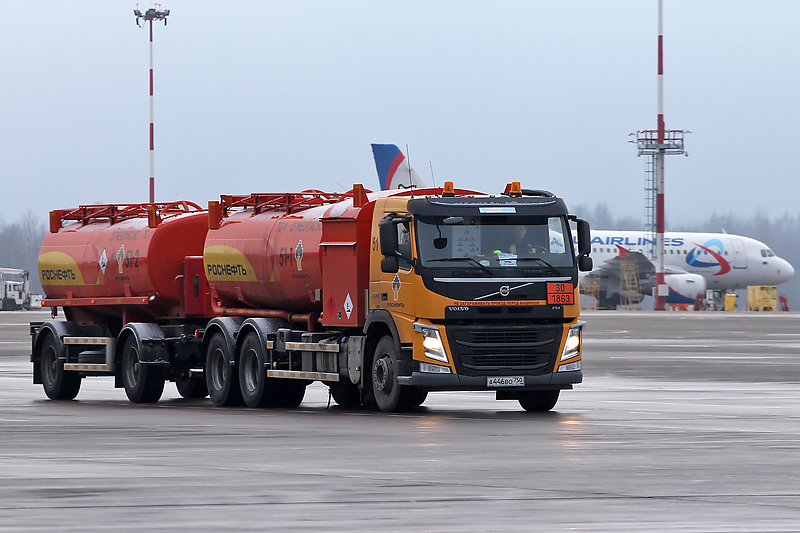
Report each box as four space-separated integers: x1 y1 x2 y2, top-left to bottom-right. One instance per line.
134 3 170 203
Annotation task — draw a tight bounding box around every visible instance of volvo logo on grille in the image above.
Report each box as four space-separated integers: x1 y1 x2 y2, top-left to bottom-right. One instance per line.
499 285 510 297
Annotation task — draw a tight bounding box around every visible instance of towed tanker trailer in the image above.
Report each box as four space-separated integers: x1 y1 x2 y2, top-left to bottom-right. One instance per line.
30 182 593 412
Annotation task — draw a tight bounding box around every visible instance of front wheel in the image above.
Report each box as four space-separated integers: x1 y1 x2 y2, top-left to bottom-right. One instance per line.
371 336 413 413
122 336 165 404
40 334 81 400
518 390 560 412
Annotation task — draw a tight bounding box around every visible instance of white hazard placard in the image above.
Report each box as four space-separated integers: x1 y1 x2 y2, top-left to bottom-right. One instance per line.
344 293 353 319
99 249 108 275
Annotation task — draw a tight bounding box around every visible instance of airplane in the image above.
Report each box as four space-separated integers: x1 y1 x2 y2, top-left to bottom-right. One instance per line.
580 231 794 308
370 144 795 308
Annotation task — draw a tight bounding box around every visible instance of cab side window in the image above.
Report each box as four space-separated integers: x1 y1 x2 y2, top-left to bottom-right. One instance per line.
397 221 412 270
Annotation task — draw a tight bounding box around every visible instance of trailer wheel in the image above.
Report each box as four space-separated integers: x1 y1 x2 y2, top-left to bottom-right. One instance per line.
175 373 208 399
40 333 81 400
122 336 165 404
371 336 412 413
238 332 278 408
329 382 360 408
518 390 559 412
206 333 243 407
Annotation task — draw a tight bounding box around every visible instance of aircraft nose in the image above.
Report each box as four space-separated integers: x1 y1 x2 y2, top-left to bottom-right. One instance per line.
776 258 795 284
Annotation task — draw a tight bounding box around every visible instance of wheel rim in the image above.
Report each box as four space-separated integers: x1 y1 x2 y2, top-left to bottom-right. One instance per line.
125 346 140 388
373 355 392 395
242 348 259 394
43 344 58 388
209 347 226 391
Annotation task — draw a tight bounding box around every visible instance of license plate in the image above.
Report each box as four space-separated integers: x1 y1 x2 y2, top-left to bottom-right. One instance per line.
487 376 525 387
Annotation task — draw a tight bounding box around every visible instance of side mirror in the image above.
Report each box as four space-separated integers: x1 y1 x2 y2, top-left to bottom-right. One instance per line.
578 255 593 272
576 219 591 257
379 217 398 256
381 256 399 273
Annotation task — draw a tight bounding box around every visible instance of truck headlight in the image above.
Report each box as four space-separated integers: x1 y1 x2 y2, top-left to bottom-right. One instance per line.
560 326 581 361
414 323 448 363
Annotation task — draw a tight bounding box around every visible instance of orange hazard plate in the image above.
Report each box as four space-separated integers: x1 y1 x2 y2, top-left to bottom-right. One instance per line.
547 282 574 305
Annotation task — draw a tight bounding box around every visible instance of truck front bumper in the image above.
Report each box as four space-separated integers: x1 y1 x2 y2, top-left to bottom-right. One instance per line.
397 369 582 391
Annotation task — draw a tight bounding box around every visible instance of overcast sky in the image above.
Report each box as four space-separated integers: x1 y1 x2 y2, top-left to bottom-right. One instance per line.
2 1 798 229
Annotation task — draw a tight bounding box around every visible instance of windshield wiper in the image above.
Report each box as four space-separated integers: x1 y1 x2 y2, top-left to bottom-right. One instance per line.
428 257 494 275
515 257 561 275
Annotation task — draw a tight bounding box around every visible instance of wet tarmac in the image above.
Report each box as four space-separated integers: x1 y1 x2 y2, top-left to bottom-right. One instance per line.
2 309 800 531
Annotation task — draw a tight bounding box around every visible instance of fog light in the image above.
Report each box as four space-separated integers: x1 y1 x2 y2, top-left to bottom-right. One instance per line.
419 362 452 374
559 360 581 372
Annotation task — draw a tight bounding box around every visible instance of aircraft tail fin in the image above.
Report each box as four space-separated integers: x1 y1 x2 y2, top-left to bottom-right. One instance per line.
371 143 428 190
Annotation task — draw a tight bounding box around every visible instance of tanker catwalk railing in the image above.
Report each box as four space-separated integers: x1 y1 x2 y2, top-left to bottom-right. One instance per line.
216 190 365 216
49 201 204 231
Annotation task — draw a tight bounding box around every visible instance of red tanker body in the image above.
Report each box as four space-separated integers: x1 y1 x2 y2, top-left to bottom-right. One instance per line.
39 202 208 318
204 191 375 328
205 201 327 313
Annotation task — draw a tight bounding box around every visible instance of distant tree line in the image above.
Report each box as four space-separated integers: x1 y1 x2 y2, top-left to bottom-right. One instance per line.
0 211 46 293
573 203 800 309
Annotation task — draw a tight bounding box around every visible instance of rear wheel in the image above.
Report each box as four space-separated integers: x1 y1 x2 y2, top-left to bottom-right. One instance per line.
40 334 81 400
518 390 559 412
122 336 165 404
371 336 413 413
206 333 243 407
175 372 208 399
238 332 278 407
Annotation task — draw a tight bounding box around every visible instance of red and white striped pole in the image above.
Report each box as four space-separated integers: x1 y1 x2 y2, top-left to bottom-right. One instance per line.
149 17 155 203
134 3 169 204
654 0 667 311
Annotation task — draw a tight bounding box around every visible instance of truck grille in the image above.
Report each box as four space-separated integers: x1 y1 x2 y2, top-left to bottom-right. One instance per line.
446 323 562 374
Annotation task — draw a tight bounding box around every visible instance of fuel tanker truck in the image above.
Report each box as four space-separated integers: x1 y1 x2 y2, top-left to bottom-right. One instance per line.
30 182 593 412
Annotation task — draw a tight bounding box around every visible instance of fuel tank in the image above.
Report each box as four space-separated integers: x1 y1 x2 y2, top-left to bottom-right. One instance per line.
39 204 208 304
204 203 327 312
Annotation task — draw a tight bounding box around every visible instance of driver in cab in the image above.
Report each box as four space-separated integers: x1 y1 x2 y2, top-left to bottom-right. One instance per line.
494 225 545 255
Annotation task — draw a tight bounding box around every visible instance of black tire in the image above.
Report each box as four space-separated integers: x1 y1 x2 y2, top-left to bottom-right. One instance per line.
122 336 165 404
276 380 307 408
206 333 243 407
371 336 412 413
238 332 278 407
175 372 208 399
518 390 560 412
40 333 81 400
329 382 361 408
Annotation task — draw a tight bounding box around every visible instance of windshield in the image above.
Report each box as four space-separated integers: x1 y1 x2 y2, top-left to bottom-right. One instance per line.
416 215 574 270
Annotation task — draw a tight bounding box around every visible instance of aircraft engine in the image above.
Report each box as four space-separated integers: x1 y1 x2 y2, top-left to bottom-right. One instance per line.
665 273 707 305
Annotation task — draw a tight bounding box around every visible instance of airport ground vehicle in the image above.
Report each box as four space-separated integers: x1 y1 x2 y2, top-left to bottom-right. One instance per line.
30 183 592 412
1 267 33 310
